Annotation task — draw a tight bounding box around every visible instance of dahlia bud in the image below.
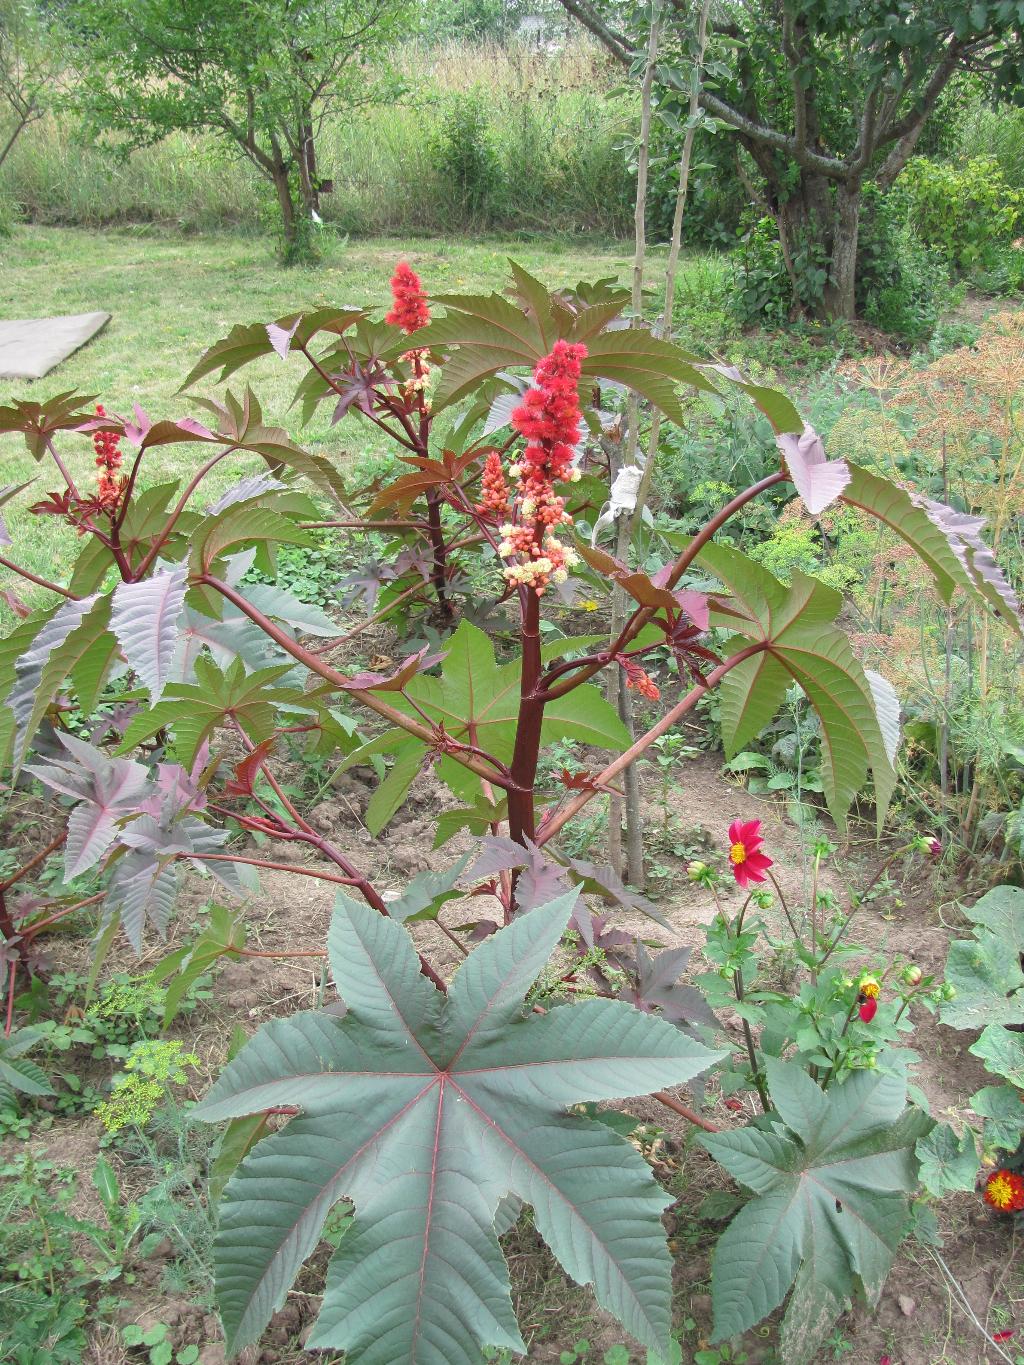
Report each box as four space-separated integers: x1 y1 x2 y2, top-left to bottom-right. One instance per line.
902 964 923 987
941 982 957 1001
686 860 709 882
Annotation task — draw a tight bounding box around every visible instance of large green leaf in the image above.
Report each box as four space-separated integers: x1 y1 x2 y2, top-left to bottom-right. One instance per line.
699 1061 930 1359
418 268 716 423
941 886 1024 1030
970 1024 1024 1088
915 1123 979 1196
393 619 628 765
181 309 366 389
195 891 723 1362
117 657 311 766
701 545 897 828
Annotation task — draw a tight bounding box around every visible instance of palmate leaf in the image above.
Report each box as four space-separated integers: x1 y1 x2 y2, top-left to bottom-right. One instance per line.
6 594 112 772
25 732 153 880
118 656 312 767
701 545 897 829
699 1061 931 1361
354 623 630 827
110 565 188 701
941 886 1024 1030
181 309 367 389
417 265 717 423
195 891 723 1362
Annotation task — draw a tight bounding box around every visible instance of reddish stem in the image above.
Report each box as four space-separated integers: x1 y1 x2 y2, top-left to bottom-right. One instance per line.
0 553 79 600
651 1090 719 1132
186 851 360 885
0 830 67 892
538 643 769 845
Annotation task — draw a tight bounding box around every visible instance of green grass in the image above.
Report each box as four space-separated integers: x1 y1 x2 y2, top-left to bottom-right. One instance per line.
0 224 718 606
1 40 635 238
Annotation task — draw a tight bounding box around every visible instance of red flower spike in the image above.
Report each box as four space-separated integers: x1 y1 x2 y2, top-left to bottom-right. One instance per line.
501 338 588 594
478 450 510 518
727 818 773 888
385 261 430 334
858 997 878 1023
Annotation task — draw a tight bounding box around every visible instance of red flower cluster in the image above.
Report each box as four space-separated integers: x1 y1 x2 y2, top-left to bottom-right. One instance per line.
478 450 510 518
93 403 124 512
984 1168 1024 1212
385 261 430 334
727 819 773 888
616 653 660 701
500 339 586 593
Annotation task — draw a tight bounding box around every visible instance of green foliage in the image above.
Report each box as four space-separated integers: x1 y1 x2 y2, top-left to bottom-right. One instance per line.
196 892 722 1359
429 93 504 224
59 0 411 258
94 1038 200 1134
0 1148 139 1360
856 183 949 341
898 155 1024 272
700 1061 930 1362
938 886 1024 1163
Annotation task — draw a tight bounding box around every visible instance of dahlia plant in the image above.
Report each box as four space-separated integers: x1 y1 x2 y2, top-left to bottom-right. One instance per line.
0 261 1020 1364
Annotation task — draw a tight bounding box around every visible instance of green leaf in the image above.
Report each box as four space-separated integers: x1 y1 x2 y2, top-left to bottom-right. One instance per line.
0 1031 54 1097
972 1083 1024 1150
419 270 716 423
701 546 896 828
942 935 1024 1030
386 622 629 804
195 891 724 1361
118 658 309 767
699 1060 931 1347
385 854 472 922
190 504 317 577
182 310 365 388
915 1123 979 1196
364 738 426 836
151 904 247 1026
841 462 1021 633
970 1024 1024 1087
209 1112 271 1205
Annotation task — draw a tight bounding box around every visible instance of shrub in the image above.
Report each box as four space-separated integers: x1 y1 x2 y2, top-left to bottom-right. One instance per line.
856 184 949 341
898 154 1024 273
428 91 504 224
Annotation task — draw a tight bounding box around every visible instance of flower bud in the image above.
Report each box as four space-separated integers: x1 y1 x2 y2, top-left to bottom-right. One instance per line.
902 964 923 987
686 860 709 882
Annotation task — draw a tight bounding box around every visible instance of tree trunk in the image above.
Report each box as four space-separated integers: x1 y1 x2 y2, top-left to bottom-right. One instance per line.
822 184 861 321
773 173 861 321
271 161 301 262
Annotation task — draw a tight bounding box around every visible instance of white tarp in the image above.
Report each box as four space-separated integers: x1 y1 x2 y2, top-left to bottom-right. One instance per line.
0 311 111 381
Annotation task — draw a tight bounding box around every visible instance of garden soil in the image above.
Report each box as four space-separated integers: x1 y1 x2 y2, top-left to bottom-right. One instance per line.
3 754 1017 1365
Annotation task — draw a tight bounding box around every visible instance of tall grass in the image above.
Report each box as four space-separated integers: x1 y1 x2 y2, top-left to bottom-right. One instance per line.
0 40 636 237
957 102 1024 192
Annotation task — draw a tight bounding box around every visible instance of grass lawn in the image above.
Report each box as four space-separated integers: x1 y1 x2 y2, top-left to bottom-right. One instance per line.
0 225 715 605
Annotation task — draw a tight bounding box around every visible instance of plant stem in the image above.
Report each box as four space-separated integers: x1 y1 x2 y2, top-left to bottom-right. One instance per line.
0 553 78 600
651 1090 719 1132
186 851 360 885
0 829 67 892
538 643 768 844
507 587 543 862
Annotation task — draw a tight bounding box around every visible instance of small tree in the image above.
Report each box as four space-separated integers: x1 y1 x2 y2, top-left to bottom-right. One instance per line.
559 0 1024 320
61 0 411 262
0 0 61 174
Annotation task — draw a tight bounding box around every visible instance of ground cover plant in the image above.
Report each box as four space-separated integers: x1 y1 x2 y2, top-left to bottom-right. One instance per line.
1 250 1022 1365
